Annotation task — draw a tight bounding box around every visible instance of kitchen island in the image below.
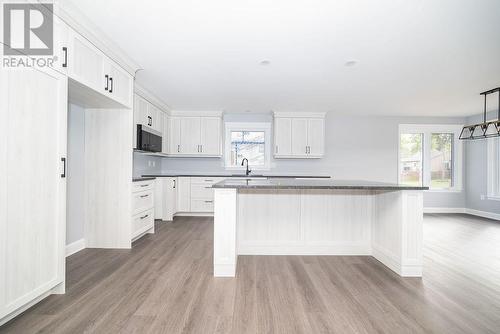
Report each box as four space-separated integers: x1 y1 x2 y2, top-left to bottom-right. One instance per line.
212 179 428 278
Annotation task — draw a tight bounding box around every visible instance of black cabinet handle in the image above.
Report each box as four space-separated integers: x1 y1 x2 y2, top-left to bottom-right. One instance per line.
140 194 149 198
147 116 152 126
173 179 176 188
61 157 66 178
105 75 109 91
140 214 149 219
62 47 67 67
109 77 113 93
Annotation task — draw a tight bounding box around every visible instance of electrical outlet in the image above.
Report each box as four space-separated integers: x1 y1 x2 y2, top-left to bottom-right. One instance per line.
152 161 156 167
480 194 485 200
148 160 152 167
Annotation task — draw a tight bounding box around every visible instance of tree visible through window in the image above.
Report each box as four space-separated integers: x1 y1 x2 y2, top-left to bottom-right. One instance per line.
430 133 453 189
230 131 265 166
400 134 423 186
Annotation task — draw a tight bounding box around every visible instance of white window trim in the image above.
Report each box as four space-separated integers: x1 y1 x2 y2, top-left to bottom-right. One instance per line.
398 124 463 192
224 122 271 170
487 138 500 200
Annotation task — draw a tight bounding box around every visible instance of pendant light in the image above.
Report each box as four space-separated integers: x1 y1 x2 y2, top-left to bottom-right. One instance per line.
459 87 500 140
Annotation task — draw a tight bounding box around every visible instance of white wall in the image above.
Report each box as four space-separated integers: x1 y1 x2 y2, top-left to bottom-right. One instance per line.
143 113 467 209
67 104 85 245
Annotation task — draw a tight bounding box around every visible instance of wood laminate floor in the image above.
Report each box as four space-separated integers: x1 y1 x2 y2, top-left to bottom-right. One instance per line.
1 214 500 333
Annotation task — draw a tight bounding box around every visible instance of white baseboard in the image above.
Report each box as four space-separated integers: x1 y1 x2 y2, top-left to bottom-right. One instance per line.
66 238 85 257
423 207 500 221
174 212 214 217
465 208 500 221
424 207 466 214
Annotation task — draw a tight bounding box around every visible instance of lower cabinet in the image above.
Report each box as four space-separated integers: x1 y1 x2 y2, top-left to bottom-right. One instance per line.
131 180 155 240
154 177 224 219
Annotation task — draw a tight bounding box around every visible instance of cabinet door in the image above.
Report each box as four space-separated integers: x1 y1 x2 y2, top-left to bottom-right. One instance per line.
162 116 169 154
67 28 106 94
291 118 308 156
154 109 164 134
307 118 325 156
200 117 221 155
176 177 191 212
274 118 292 156
180 117 201 154
169 117 182 153
0 67 67 319
53 16 69 74
107 61 133 108
164 177 177 220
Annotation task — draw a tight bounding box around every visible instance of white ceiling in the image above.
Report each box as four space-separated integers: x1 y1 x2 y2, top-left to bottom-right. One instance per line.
70 0 500 117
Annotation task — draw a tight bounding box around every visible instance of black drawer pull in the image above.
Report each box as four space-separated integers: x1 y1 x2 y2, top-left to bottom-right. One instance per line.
140 194 149 198
140 214 149 219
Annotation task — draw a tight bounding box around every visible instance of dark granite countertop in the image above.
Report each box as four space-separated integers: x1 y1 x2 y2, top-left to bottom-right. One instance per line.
132 177 156 182
142 173 331 179
212 178 429 190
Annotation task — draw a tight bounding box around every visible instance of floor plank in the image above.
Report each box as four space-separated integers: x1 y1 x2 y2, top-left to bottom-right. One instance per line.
1 214 500 333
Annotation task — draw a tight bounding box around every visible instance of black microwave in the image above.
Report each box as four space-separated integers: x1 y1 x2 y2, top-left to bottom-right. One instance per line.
136 124 162 152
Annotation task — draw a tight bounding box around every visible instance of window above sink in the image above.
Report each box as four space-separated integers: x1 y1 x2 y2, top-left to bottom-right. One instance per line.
224 122 271 171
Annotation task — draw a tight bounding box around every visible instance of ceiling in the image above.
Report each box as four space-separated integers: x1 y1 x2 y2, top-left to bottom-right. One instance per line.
70 0 500 117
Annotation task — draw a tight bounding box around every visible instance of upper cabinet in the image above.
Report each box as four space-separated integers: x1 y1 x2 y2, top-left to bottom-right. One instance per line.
133 93 168 149
65 28 133 109
168 112 222 157
134 94 164 133
273 112 326 158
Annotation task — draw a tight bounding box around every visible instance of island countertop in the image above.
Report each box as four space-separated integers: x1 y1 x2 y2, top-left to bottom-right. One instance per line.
212 178 429 190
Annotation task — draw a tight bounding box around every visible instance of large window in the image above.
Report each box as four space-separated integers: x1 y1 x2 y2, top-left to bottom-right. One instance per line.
487 137 500 199
399 125 462 191
224 122 271 169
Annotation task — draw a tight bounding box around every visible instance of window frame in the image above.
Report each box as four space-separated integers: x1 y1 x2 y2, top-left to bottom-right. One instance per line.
224 122 271 170
398 124 463 192
487 137 500 200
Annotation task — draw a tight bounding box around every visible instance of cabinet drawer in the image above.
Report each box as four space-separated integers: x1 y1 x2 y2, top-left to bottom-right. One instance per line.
132 190 154 215
191 199 214 212
190 183 214 199
190 177 224 185
132 209 154 239
132 180 154 193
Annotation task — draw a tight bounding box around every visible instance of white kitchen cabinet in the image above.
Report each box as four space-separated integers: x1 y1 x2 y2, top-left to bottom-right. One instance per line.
180 117 201 154
1 66 67 323
274 117 292 156
189 177 224 213
167 112 222 157
131 180 155 240
200 117 221 155
291 118 309 156
53 16 69 75
162 116 169 154
274 112 326 158
307 118 325 157
67 28 105 94
177 177 191 212
165 177 178 220
169 117 182 154
106 61 133 109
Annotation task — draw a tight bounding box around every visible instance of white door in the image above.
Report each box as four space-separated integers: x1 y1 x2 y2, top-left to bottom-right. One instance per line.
200 117 220 155
0 67 67 321
106 61 133 109
274 118 292 156
307 118 325 156
169 117 182 153
291 118 308 156
67 28 106 94
180 117 201 154
176 177 191 212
